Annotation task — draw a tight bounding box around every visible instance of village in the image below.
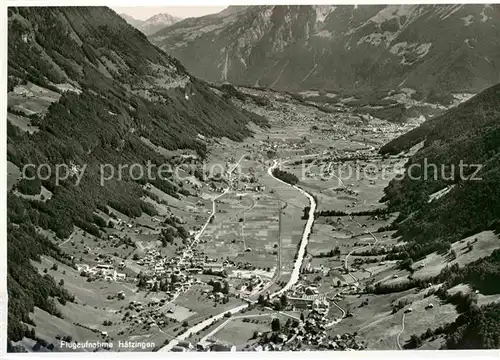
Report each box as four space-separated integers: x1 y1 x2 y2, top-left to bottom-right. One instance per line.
14 74 480 354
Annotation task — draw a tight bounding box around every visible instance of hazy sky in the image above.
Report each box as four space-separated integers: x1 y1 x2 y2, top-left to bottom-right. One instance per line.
113 6 227 20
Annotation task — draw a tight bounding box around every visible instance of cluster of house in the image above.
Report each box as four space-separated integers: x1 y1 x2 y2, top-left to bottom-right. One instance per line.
240 183 266 192
171 340 236 352
285 331 366 351
287 311 365 351
123 300 175 329
76 263 126 281
209 184 226 193
238 274 263 293
138 252 191 291
131 240 228 299
136 249 168 272
291 283 320 296
321 125 359 141
111 218 135 231
323 110 406 139
183 249 226 275
287 295 329 314
242 312 365 352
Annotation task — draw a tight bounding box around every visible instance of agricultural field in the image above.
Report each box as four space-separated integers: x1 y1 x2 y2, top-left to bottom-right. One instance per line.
29 255 172 348
332 289 458 350
200 193 280 267
284 154 406 213
412 231 500 280
8 81 62 116
7 161 21 191
209 313 291 349
7 112 39 134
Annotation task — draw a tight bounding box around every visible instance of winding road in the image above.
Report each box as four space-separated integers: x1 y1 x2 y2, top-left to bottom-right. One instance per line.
178 154 247 265
349 215 379 247
396 312 406 350
343 214 381 285
321 212 383 325
159 158 317 351
322 293 347 328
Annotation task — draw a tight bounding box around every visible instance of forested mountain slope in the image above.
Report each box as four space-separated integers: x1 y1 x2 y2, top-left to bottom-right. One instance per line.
381 83 500 260
7 6 266 342
151 5 500 99
377 84 500 349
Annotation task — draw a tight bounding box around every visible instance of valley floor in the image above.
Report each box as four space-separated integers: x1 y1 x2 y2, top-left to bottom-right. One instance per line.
11 85 500 353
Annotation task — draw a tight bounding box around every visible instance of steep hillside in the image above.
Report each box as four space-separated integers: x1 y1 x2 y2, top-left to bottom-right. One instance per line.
375 85 500 349
151 5 500 99
380 84 500 155
7 6 265 343
380 83 500 259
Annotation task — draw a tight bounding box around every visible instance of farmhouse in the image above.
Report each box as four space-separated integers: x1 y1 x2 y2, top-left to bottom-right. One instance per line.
96 264 113 270
204 263 224 273
164 303 176 314
114 272 126 280
210 343 236 352
312 298 329 314
171 346 186 352
289 295 315 309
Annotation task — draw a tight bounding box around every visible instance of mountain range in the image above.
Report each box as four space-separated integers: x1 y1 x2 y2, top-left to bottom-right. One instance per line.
6 4 500 351
120 12 181 35
150 5 500 99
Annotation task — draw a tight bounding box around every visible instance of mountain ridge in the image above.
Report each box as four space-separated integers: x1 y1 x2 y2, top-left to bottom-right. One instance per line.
150 5 500 98
119 11 181 35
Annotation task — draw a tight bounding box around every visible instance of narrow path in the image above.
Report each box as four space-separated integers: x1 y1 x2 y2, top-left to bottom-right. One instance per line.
160 155 248 311
179 154 247 265
324 298 347 328
344 247 359 285
58 231 75 247
239 195 256 249
348 215 379 246
396 312 406 350
343 215 380 285
331 299 347 318
261 306 301 321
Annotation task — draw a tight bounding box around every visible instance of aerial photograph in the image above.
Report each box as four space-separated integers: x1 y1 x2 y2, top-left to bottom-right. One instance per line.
5 3 500 353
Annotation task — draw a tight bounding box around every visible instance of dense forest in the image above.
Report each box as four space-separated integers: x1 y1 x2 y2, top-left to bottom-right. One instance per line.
315 208 388 217
6 6 267 343
445 302 500 349
272 168 299 185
